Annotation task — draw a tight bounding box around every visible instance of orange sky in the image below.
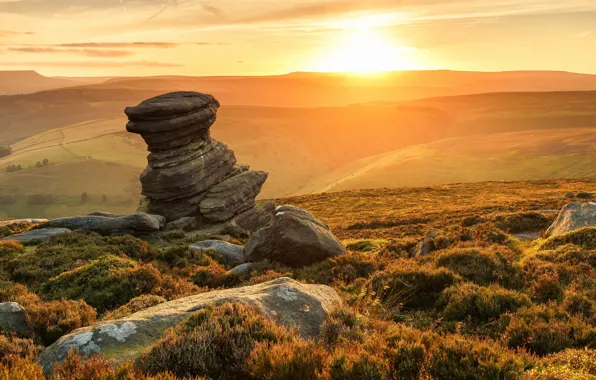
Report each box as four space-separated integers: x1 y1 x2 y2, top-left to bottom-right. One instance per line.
0 0 595 76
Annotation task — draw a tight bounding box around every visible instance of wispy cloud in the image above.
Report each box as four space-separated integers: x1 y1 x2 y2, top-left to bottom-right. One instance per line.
0 29 34 36
8 47 134 57
0 60 183 67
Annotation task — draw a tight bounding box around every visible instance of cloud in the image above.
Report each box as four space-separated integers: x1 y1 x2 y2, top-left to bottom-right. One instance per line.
0 60 183 67
8 47 133 57
53 42 222 48
0 29 34 36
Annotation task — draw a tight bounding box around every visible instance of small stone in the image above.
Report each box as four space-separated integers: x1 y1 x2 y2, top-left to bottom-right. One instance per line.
189 240 245 264
0 302 31 334
565 192 576 199
228 263 253 277
576 192 594 200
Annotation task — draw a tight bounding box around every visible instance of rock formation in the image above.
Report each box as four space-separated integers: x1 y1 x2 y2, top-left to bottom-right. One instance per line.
244 205 347 267
545 202 596 237
126 92 272 230
37 277 342 375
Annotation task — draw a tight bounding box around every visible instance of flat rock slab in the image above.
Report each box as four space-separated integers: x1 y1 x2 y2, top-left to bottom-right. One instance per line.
189 240 245 264
0 302 31 334
545 202 596 237
1 228 71 243
37 213 162 236
0 219 48 227
37 277 341 375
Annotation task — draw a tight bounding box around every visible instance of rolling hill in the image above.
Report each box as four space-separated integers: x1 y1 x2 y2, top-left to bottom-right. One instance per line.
4 70 596 145
0 70 107 96
1 89 596 218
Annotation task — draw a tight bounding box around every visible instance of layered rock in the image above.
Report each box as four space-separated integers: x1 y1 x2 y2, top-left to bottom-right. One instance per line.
244 205 347 267
126 92 272 229
36 213 161 236
38 278 342 374
1 228 71 243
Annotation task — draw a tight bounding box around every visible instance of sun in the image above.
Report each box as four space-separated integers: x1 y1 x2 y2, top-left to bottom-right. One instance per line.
317 30 416 74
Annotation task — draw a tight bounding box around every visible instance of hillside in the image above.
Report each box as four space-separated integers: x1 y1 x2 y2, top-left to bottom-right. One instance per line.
0 70 106 96
1 179 595 378
2 90 596 218
3 70 596 145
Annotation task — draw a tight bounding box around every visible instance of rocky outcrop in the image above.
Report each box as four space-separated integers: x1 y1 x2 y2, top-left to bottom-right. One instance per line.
36 213 162 236
200 170 268 222
126 91 273 231
545 202 596 237
244 205 347 267
0 302 30 334
189 240 245 264
37 278 341 374
1 228 71 243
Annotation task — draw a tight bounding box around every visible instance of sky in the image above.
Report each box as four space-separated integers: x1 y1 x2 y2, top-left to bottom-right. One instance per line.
0 0 595 76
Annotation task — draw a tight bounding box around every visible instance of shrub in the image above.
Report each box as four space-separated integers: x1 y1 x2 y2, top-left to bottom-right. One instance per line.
0 357 44 379
328 350 388 380
0 241 25 258
521 259 566 302
151 274 202 301
0 335 42 362
249 340 327 380
139 303 296 379
42 255 161 312
540 227 596 250
190 257 228 288
439 283 531 322
503 305 596 356
362 262 460 315
472 223 510 245
525 348 596 379
320 307 371 347
435 247 521 288
103 294 166 320
0 222 31 239
4 232 149 287
428 336 526 379
296 252 382 285
53 349 116 380
26 299 97 346
492 212 552 233
345 240 386 253
386 341 426 379
563 291 594 319
0 146 11 159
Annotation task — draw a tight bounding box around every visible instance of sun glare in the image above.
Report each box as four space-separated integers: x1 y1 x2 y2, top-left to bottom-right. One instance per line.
317 29 417 74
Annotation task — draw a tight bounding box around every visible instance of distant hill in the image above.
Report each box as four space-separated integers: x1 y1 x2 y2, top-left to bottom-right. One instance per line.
0 70 107 96
1 90 596 218
3 70 596 145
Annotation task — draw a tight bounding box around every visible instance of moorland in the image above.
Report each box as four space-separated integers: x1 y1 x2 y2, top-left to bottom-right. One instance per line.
1 178 595 378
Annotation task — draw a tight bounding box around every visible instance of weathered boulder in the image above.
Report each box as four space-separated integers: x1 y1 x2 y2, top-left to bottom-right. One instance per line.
200 170 268 222
37 213 162 236
37 278 341 374
0 302 30 334
0 219 48 227
244 205 347 267
576 192 594 200
545 202 596 237
189 240 244 264
1 228 71 243
228 263 253 277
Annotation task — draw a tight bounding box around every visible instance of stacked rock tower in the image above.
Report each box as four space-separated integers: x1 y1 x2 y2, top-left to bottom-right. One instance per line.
125 92 271 229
